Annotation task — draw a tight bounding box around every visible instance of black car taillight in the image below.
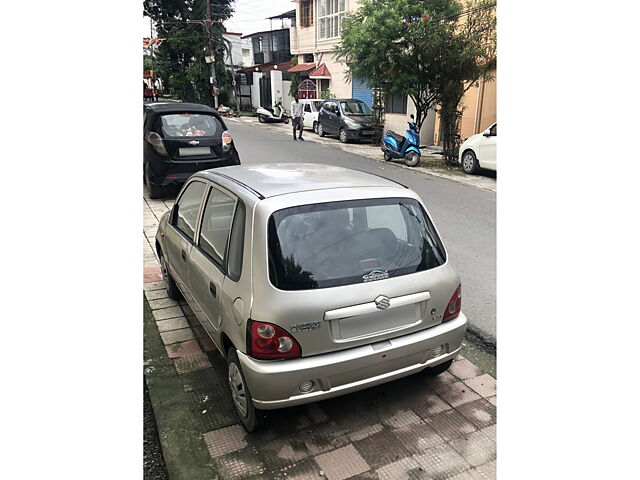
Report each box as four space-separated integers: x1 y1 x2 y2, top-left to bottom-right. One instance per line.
443 284 461 322
246 320 301 360
146 132 167 156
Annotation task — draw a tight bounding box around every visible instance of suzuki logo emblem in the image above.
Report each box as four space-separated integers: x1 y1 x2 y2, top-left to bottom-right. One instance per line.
188 140 200 145
375 295 391 310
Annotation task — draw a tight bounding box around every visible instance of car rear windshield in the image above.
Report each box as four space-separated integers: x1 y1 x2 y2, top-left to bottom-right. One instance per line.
340 101 371 116
268 197 446 290
155 113 222 138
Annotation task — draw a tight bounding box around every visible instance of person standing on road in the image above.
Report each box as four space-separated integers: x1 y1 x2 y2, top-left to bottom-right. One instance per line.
291 95 304 141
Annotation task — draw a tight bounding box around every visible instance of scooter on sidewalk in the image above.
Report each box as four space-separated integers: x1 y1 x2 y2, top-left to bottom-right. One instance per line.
256 102 290 124
381 114 421 167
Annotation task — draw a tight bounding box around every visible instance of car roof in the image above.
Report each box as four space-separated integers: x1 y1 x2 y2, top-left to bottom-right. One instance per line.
194 163 406 199
144 102 218 114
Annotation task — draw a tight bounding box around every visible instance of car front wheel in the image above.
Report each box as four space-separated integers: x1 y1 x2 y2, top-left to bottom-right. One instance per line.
317 122 325 137
462 150 479 174
227 348 266 432
339 128 349 143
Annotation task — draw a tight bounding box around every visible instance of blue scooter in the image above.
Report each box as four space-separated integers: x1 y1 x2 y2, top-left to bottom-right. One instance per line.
381 114 421 167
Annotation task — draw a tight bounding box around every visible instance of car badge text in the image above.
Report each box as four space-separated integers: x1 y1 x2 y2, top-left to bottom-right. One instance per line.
290 321 321 333
363 270 389 283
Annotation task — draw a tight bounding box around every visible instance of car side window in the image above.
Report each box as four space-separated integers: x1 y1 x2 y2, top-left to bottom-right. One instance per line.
227 200 246 281
198 186 236 267
489 124 497 136
173 181 206 242
304 103 311 113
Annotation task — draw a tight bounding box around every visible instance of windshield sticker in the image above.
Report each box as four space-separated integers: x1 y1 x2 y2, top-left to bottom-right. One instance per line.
362 270 389 283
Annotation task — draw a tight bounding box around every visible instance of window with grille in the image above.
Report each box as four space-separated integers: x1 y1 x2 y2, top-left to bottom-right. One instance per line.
318 0 346 40
300 0 314 27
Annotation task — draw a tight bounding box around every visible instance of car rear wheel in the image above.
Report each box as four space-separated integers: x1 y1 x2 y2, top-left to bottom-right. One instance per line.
160 253 181 300
227 348 266 432
462 150 479 174
313 121 318 134
404 152 420 167
339 128 349 143
424 359 453 376
145 164 162 199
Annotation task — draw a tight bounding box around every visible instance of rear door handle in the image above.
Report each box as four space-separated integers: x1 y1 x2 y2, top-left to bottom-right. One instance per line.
209 282 217 298
181 250 187 262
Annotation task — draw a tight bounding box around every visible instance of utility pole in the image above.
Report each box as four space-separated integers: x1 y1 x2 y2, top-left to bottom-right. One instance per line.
206 1 219 108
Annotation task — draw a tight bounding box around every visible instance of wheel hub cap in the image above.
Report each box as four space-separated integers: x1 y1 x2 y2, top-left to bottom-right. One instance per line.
228 363 248 417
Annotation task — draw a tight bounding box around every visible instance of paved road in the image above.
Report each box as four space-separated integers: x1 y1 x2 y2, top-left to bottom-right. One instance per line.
225 119 496 344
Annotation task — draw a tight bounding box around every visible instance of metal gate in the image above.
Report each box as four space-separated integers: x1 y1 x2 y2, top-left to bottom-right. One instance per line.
298 79 317 99
259 76 272 108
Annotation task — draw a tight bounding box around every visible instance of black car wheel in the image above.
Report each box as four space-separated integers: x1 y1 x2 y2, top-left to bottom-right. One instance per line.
424 359 453 376
227 348 267 432
462 150 479 174
339 128 349 143
145 163 162 199
160 253 181 300
317 122 325 137
313 121 318 134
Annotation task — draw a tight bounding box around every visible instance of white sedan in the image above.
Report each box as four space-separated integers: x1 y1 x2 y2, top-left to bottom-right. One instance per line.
459 122 497 174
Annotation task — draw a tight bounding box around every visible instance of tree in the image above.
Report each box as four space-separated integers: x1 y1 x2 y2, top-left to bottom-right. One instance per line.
336 0 495 160
143 0 236 105
434 0 496 164
336 0 459 132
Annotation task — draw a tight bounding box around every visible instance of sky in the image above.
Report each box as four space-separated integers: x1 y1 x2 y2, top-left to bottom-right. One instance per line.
143 0 294 38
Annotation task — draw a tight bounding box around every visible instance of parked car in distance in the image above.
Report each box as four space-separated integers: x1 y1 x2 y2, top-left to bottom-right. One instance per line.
317 98 375 143
143 102 240 199
458 122 497 174
300 99 324 133
155 163 467 432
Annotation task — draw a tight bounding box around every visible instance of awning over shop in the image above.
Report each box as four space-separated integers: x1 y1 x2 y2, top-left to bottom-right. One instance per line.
309 63 331 80
288 63 316 73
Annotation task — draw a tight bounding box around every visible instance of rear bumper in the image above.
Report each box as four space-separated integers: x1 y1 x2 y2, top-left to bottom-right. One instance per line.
238 313 467 410
146 152 240 186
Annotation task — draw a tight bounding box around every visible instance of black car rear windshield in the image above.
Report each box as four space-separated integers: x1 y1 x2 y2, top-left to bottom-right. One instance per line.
268 198 446 290
155 113 222 138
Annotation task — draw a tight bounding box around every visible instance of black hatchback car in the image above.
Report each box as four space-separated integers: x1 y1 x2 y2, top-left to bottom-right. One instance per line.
143 102 240 198
317 98 375 143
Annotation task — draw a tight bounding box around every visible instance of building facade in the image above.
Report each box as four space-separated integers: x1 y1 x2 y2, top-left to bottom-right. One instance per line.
242 29 292 66
288 0 436 145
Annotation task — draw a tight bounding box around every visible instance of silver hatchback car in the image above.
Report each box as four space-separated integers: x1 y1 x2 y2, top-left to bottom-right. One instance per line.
155 164 467 431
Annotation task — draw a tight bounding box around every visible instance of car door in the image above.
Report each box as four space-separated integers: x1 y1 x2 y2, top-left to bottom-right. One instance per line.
303 102 313 129
325 101 339 133
478 123 497 170
188 182 238 334
163 180 208 303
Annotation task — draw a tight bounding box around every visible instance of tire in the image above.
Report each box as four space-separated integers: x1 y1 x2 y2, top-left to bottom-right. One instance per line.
258 114 266 123
462 150 479 174
424 359 453 376
317 122 325 137
159 252 181 300
384 151 392 162
313 121 318 134
404 151 420 167
283 115 290 124
339 128 349 143
145 163 162 199
227 348 267 432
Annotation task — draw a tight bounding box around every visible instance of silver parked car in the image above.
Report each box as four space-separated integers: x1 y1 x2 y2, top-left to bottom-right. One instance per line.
155 164 467 431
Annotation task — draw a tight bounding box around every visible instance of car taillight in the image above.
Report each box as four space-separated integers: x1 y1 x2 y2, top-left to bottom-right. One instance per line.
146 132 167 156
443 284 462 322
221 130 232 151
247 320 301 359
